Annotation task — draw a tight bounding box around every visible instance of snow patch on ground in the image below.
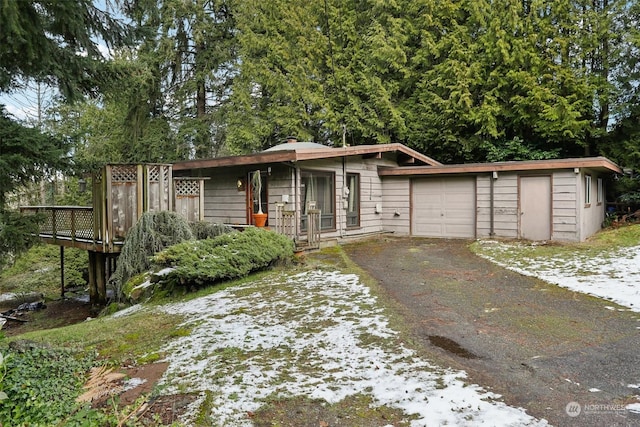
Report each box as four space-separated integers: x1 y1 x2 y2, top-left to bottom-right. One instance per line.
476 241 640 312
157 270 546 426
110 304 143 318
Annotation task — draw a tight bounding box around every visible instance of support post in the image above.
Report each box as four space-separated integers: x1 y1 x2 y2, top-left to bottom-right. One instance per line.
95 252 107 304
60 246 65 298
88 251 107 305
88 251 97 303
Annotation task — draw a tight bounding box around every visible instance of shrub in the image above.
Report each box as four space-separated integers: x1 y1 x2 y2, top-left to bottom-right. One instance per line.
0 341 100 426
110 211 193 300
189 221 235 240
151 227 294 291
0 211 41 269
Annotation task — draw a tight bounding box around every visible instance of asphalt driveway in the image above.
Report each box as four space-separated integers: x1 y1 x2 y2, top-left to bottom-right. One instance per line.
343 236 640 427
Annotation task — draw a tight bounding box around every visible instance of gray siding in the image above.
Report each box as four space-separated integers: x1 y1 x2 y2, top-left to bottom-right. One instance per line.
381 177 411 234
579 169 605 241
476 173 519 239
477 171 590 242
264 166 296 222
551 171 579 241
294 157 389 240
203 170 247 224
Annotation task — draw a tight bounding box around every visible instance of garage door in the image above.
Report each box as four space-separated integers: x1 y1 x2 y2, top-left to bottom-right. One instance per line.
411 177 476 238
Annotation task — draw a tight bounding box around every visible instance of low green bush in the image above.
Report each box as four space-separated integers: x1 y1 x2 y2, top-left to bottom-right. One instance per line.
189 221 235 240
151 227 294 291
110 211 193 300
0 341 104 426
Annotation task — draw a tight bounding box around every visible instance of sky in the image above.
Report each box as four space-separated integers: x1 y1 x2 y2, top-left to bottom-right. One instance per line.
0 0 121 123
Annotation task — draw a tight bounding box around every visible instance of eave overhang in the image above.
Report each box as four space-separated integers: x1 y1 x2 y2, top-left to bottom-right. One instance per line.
172 143 442 171
378 157 622 176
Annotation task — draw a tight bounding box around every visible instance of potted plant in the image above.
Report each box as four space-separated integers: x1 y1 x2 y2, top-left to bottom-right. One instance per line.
251 170 268 227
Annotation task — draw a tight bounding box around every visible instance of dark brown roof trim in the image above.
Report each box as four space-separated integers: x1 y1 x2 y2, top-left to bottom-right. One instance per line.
378 157 622 176
172 143 442 171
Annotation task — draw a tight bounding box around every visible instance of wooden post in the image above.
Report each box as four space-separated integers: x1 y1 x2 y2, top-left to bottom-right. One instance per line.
199 179 205 221
88 251 97 303
88 251 107 305
60 246 65 298
95 252 107 304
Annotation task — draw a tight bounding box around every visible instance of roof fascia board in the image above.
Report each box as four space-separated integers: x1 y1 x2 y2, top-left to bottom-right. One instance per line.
173 143 442 171
378 157 622 176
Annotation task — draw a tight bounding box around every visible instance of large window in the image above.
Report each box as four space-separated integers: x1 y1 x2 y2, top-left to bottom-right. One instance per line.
301 171 335 230
346 173 360 228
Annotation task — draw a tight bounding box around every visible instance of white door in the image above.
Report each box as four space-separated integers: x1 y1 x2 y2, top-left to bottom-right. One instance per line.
520 176 551 240
412 177 476 238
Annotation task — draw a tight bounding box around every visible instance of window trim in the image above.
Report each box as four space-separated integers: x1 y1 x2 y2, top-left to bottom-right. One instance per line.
300 170 336 232
597 178 603 205
345 173 361 229
585 174 592 207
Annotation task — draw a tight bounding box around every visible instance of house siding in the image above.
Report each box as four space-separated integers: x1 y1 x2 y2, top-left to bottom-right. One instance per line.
381 177 411 234
579 169 605 241
264 166 296 222
294 157 393 240
190 151 612 243
551 171 578 241
476 169 605 242
477 174 519 239
203 169 247 224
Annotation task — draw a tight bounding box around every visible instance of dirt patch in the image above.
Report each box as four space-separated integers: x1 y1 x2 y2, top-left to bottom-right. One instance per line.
343 236 640 427
252 394 413 427
0 296 94 336
88 362 197 425
427 335 478 359
0 295 194 425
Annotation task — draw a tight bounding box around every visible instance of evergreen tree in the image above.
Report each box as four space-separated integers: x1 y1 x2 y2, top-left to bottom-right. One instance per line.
126 0 236 158
0 0 133 98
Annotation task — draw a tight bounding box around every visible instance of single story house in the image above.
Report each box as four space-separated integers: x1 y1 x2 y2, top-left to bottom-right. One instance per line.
173 139 622 246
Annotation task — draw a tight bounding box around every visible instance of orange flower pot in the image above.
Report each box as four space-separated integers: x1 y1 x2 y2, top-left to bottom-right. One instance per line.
253 213 268 227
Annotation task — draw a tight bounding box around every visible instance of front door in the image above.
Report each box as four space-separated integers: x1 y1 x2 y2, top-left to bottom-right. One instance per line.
520 176 551 240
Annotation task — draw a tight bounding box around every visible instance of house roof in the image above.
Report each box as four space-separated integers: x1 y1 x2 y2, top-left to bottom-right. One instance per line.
378 156 622 176
172 143 442 171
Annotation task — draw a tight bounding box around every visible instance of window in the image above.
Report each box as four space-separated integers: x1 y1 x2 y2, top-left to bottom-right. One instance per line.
301 171 335 230
585 175 592 206
597 178 603 205
346 173 360 228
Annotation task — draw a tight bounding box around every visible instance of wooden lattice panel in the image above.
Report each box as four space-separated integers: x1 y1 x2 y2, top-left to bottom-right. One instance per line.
175 179 200 196
22 207 95 241
147 165 171 183
111 165 138 183
73 209 94 239
148 165 160 182
40 209 55 233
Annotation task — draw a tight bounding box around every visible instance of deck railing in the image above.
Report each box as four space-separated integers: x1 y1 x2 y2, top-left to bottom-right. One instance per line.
274 203 296 240
20 206 101 248
306 209 321 249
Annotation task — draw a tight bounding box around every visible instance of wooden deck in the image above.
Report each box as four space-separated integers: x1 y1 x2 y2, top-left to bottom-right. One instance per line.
20 206 122 253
